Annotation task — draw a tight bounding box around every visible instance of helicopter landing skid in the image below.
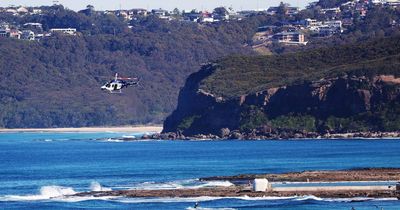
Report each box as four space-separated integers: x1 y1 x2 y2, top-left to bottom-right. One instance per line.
110 90 122 94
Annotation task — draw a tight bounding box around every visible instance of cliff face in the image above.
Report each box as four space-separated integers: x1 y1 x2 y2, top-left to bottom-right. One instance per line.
163 37 400 137
163 72 400 136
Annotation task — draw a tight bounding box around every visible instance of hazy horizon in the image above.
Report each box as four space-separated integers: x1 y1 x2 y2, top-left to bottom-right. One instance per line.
0 0 313 11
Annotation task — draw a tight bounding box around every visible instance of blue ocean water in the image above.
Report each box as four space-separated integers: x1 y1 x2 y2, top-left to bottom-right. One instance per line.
0 132 399 209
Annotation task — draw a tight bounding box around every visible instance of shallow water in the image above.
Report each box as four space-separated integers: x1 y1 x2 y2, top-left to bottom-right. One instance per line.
0 132 399 209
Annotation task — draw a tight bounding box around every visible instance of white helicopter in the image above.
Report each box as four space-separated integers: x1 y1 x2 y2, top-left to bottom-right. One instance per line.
101 73 139 93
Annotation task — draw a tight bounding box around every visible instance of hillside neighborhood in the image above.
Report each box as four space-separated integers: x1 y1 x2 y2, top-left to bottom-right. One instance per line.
0 0 399 45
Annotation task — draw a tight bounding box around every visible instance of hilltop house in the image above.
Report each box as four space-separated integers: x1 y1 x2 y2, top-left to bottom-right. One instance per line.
273 32 307 45
9 29 22 39
50 28 77 35
5 8 17 15
152 9 170 19
23 23 43 32
17 7 29 14
129 9 148 17
267 6 300 16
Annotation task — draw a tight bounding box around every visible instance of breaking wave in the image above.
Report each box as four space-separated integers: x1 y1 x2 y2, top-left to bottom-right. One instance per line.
0 184 396 204
90 181 112 192
0 182 114 202
0 185 77 202
131 179 234 190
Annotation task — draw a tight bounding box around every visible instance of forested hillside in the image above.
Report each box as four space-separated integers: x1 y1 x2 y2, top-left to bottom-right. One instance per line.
1 2 399 128
0 8 267 128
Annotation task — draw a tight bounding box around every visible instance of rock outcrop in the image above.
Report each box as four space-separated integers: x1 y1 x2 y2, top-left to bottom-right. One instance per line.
163 37 400 138
163 72 400 137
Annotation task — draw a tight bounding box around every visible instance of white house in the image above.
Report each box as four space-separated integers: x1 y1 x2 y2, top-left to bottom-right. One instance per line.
17 7 29 14
50 28 77 35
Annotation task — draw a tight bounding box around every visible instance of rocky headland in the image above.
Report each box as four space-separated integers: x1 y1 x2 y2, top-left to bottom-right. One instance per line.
159 37 400 139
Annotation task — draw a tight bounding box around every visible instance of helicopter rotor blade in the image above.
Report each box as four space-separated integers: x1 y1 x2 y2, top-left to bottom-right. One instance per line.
118 77 139 80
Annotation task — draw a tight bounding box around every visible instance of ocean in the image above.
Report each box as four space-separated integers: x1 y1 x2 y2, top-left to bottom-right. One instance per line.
0 132 399 209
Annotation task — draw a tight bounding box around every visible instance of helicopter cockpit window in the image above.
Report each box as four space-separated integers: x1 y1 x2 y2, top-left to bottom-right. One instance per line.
106 84 111 88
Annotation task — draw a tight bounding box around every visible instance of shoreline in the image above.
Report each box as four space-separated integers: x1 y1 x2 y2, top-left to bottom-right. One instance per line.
0 126 163 133
142 131 400 141
74 168 400 199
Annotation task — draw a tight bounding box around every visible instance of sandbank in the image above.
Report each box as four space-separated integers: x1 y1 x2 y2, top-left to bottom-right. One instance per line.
0 126 163 133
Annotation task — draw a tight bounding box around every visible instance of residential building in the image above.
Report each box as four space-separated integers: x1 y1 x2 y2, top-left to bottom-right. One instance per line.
23 23 43 30
320 7 341 14
152 9 169 19
50 28 77 35
183 11 202 22
287 7 300 15
0 22 10 30
32 8 42 14
21 30 35 40
0 29 9 37
17 7 29 14
129 9 148 16
9 29 21 39
324 20 343 30
342 18 354 26
267 6 299 16
386 0 400 6
237 10 259 17
200 12 215 23
6 8 17 15
305 19 322 27
273 32 307 45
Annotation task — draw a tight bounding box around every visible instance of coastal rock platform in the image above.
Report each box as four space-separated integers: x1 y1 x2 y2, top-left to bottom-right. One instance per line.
74 169 400 199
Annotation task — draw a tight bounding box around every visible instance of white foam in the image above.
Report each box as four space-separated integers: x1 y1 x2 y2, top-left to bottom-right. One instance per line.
90 181 112 192
131 179 234 190
0 186 76 201
117 196 227 203
104 138 123 142
238 195 297 200
122 135 136 138
0 184 116 203
295 195 324 201
186 207 237 210
196 181 234 188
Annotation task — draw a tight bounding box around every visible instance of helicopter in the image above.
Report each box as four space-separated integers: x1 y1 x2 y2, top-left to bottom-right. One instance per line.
101 73 139 93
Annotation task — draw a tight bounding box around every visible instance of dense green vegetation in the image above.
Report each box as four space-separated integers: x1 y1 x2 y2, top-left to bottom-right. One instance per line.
201 36 400 98
0 11 272 128
188 36 400 133
2 2 400 128
239 105 268 132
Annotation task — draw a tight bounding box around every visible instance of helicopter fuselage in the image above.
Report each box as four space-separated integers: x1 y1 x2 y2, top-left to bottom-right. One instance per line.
100 73 139 93
101 80 125 93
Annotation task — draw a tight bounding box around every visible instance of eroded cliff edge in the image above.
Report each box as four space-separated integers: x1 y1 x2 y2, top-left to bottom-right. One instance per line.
163 37 400 139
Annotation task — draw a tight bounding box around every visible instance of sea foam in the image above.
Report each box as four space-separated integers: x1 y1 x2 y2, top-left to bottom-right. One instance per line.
131 179 234 190
0 185 76 201
90 181 112 192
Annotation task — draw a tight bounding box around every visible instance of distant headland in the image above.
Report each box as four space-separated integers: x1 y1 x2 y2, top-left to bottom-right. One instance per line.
0 126 162 133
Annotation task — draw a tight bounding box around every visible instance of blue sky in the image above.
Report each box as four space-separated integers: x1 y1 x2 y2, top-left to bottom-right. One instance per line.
0 0 313 11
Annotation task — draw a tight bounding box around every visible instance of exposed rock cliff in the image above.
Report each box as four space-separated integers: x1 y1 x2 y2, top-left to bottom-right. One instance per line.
163 37 400 137
164 72 400 136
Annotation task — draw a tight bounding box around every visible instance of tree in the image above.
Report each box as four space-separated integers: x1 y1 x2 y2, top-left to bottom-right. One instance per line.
276 2 288 16
213 7 229 16
172 8 180 15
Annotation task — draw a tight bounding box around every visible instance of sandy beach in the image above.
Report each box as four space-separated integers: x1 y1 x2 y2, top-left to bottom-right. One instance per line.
0 126 163 133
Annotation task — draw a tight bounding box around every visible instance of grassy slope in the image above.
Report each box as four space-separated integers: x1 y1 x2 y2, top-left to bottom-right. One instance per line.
200 36 400 98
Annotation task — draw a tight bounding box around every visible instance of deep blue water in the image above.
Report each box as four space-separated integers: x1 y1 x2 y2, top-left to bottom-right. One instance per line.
0 132 400 209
